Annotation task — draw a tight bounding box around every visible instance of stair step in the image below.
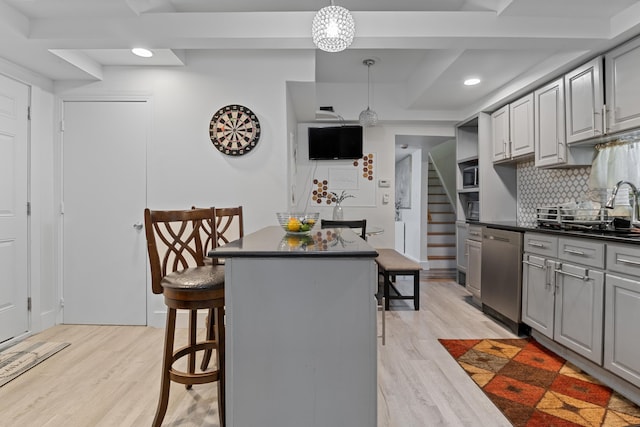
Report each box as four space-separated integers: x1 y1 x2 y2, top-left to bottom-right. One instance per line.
429 221 455 225
429 243 455 248
428 232 455 235
429 206 453 214
428 255 456 260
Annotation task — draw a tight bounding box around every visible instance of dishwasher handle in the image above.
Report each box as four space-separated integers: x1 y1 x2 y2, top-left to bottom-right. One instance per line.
486 235 511 243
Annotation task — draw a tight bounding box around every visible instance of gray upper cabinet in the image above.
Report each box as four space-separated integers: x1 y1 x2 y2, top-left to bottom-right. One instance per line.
534 78 594 168
491 104 510 162
534 78 566 168
509 93 535 158
492 94 534 163
565 57 604 144
605 36 640 134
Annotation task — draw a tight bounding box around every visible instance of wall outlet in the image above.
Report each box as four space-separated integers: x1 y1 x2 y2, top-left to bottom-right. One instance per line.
382 193 390 204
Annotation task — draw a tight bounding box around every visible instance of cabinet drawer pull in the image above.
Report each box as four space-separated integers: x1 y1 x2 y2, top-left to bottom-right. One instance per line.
527 242 544 248
563 248 586 256
593 110 601 135
555 269 589 281
616 257 640 267
523 260 545 269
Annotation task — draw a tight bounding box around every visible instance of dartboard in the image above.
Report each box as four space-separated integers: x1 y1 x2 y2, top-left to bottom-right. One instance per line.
209 104 261 156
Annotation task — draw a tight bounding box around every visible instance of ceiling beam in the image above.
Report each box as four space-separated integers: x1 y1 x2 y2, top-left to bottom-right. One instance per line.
26 11 615 50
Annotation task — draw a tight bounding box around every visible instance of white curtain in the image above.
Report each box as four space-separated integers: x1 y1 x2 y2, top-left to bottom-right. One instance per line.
589 140 640 201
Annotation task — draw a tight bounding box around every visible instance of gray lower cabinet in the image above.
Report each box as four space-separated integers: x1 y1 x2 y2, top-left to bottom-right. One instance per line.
522 234 604 364
604 274 640 388
604 243 640 388
554 262 604 364
466 239 482 302
522 254 556 338
456 221 468 277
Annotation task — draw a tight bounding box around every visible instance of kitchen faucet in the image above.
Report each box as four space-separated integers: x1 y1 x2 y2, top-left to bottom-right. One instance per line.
605 180 640 226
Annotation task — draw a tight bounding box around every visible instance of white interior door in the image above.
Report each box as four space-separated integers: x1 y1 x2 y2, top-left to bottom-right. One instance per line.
62 100 147 325
0 74 29 343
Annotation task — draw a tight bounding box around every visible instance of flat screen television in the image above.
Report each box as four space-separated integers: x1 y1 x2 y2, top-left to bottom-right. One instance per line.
308 125 363 160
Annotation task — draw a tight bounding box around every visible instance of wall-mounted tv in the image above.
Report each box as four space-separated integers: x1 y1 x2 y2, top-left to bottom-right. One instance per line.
308 125 363 160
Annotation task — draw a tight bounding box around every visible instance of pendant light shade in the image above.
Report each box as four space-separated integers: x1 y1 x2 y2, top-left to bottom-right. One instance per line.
359 59 378 127
312 1 355 53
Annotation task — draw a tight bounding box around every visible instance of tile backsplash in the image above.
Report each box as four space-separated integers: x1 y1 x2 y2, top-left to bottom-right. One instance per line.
517 160 591 226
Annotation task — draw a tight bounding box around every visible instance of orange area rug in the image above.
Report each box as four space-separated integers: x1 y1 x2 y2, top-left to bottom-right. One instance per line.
439 338 640 427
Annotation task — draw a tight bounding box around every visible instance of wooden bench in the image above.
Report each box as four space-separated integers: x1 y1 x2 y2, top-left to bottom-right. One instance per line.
375 248 421 310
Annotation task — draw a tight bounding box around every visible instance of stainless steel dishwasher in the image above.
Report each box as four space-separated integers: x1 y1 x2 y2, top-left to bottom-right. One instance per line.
481 227 529 335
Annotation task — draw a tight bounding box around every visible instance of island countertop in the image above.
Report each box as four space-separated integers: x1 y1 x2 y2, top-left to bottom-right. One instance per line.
210 225 379 427
209 225 379 258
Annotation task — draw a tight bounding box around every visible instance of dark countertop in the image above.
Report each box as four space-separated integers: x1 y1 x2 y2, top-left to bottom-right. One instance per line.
468 220 640 244
209 225 379 258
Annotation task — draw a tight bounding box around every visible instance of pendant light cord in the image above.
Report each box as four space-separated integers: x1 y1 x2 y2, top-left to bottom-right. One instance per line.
364 59 375 109
367 62 371 108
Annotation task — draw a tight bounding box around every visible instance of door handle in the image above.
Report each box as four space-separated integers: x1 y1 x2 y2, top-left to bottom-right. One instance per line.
555 268 590 281
133 223 143 230
522 260 544 269
616 257 640 267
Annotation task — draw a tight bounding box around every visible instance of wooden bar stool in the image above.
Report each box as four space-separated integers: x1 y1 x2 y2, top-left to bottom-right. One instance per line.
144 207 226 427
194 206 244 370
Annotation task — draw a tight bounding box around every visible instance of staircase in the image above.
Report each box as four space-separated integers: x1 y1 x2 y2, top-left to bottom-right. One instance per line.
426 162 457 279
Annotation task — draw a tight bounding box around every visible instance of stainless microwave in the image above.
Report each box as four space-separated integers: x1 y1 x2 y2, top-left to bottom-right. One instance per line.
462 165 479 188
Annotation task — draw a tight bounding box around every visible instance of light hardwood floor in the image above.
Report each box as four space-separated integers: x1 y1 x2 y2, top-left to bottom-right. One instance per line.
0 278 517 426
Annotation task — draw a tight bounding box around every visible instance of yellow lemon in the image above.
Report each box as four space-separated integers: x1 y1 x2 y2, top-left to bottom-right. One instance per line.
287 218 301 232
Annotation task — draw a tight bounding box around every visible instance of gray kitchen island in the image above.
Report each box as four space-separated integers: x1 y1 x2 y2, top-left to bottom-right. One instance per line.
209 225 379 427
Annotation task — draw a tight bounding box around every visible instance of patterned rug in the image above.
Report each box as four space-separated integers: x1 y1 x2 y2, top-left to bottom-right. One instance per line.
0 341 70 387
439 338 640 427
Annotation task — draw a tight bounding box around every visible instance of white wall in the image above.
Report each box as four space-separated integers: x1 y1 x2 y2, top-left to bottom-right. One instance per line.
0 61 58 335
30 86 57 331
2 49 458 332
290 123 456 254
292 123 394 248
54 50 316 326
397 150 422 263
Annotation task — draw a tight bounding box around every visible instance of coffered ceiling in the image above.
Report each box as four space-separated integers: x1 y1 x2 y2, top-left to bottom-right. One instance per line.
1 0 640 121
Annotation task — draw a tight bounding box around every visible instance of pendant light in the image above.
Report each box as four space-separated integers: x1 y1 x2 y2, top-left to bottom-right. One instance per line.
359 59 378 127
312 0 355 53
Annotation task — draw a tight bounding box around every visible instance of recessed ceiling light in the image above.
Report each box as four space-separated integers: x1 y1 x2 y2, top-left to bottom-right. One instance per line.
464 78 481 86
131 48 153 58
